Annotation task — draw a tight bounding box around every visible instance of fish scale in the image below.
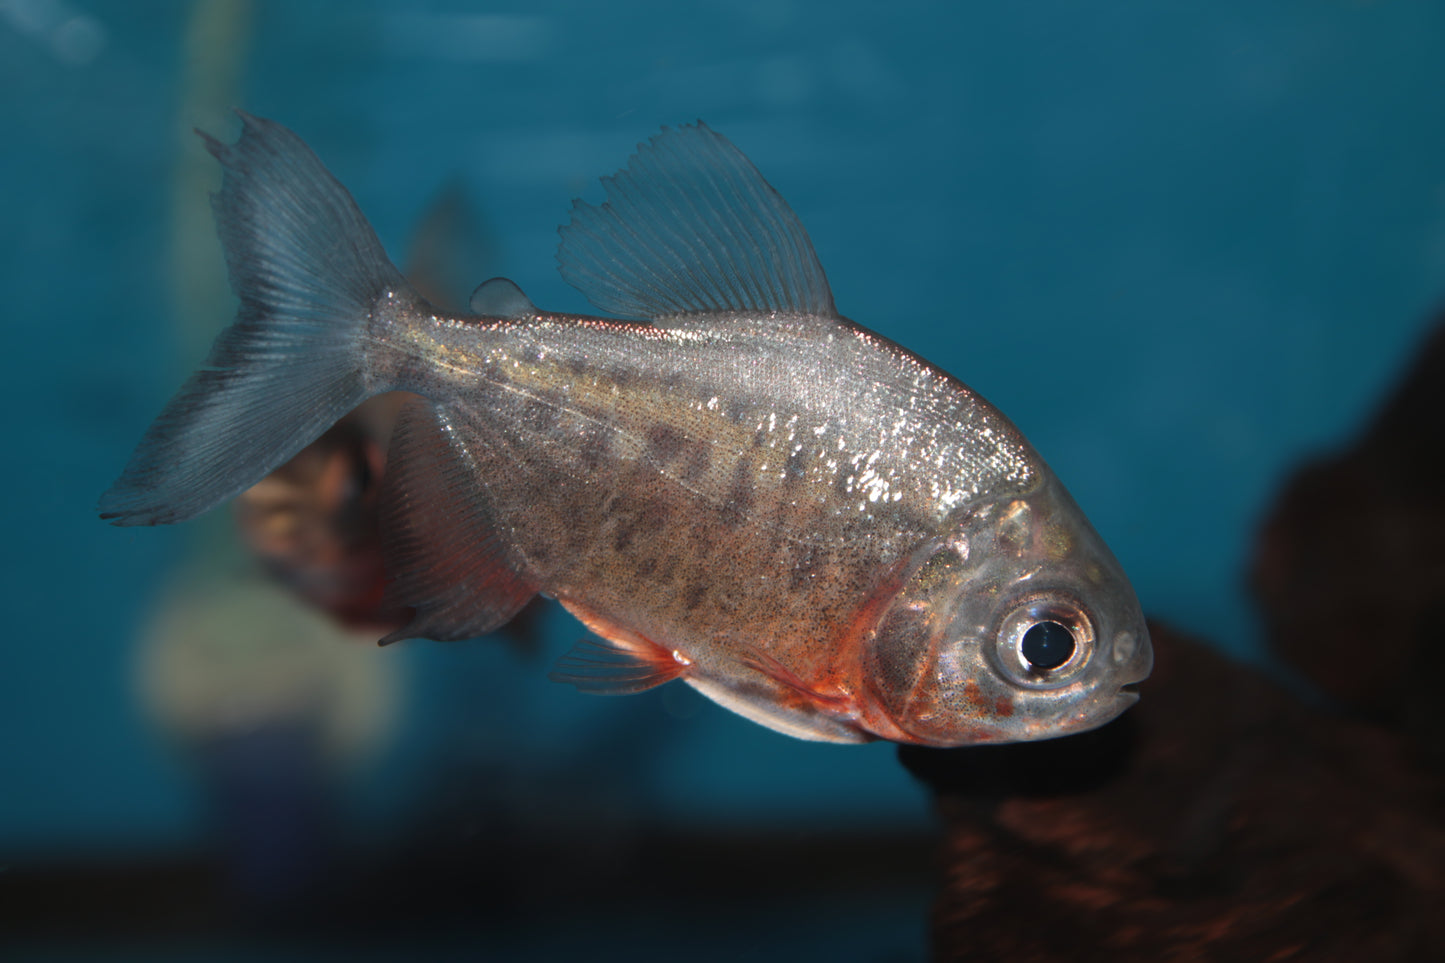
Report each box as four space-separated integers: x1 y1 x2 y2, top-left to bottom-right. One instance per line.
389 313 939 679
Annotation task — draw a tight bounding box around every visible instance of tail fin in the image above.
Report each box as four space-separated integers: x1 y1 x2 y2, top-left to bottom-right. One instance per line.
101 112 409 526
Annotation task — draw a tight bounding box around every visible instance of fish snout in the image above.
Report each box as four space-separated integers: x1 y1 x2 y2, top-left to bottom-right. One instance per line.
1108 623 1153 701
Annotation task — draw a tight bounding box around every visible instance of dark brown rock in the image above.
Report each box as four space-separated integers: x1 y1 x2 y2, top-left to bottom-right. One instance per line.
903 623 1445 961
1251 317 1445 765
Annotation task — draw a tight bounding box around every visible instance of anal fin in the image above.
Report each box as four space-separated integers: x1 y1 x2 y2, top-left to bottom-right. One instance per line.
550 600 690 695
378 399 538 644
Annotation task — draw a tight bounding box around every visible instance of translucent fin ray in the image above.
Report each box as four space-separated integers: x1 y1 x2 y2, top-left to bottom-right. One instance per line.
377 400 539 644
549 637 687 696
556 122 836 320
738 646 853 711
550 599 689 695
99 112 408 526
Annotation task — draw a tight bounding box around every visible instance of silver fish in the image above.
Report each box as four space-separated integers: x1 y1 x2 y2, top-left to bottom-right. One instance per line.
101 112 1152 746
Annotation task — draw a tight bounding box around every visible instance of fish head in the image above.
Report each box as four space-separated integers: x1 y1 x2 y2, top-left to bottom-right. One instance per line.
861 470 1151 747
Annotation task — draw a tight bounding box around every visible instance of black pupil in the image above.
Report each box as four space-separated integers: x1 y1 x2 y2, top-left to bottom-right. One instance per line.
1021 621 1075 671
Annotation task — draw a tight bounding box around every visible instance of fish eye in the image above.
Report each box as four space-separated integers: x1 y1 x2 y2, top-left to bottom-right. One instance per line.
1020 620 1075 671
992 596 1095 688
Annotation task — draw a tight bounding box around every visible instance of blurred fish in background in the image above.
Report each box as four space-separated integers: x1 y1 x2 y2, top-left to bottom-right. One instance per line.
231 396 404 635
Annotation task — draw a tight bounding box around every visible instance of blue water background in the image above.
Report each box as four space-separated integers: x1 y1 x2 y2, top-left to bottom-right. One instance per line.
4 1 1445 953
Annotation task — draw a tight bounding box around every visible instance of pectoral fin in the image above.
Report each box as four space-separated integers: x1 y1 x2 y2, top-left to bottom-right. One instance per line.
737 646 854 713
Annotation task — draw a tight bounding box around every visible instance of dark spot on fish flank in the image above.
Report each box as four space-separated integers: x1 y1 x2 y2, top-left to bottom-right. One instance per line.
635 556 658 579
832 464 855 500
683 580 707 611
579 426 612 471
565 520 591 552
722 398 748 425
645 424 686 465
565 357 591 378
642 500 671 531
607 365 639 390
613 519 637 553
719 459 757 528
613 501 671 554
682 444 712 483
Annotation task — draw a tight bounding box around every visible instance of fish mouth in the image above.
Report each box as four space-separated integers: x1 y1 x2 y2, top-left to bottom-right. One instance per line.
1117 682 1142 702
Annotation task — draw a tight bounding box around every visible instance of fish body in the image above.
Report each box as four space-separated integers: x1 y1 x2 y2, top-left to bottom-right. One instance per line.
102 113 1151 746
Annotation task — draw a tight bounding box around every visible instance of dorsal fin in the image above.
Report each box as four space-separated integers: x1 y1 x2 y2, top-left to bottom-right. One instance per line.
468 277 536 318
556 122 837 321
